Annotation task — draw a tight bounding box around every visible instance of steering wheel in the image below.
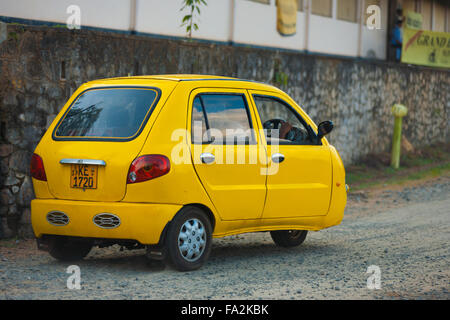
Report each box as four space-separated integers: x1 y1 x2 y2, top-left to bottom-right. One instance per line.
263 119 307 142
263 119 285 139
263 119 285 130
287 126 307 142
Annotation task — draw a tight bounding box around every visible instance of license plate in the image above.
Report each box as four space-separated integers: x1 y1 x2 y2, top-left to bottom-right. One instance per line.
70 164 98 189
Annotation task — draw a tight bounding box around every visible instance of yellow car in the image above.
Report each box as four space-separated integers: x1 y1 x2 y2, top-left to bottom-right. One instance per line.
31 75 346 271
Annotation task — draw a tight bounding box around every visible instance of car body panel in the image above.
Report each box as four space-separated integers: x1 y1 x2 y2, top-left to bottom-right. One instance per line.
31 199 181 244
248 89 333 218
322 146 346 228
187 87 268 221
31 75 346 245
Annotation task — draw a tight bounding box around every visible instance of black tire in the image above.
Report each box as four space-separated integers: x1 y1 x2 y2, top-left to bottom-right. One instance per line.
164 207 212 271
270 230 308 247
48 237 92 262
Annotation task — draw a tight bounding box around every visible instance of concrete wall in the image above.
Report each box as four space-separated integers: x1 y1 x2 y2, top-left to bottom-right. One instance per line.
0 23 448 238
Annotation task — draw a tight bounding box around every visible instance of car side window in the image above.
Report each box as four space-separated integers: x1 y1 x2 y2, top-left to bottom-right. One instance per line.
191 94 255 144
253 95 314 145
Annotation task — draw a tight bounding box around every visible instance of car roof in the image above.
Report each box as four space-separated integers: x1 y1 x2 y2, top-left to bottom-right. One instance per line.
98 74 236 81
86 74 280 92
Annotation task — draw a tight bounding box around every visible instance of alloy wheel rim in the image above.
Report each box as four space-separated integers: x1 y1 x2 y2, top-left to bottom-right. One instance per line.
178 218 206 262
288 230 302 239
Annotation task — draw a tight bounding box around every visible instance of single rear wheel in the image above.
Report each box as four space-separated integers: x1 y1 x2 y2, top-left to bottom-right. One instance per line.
48 237 93 261
165 207 212 271
270 230 308 247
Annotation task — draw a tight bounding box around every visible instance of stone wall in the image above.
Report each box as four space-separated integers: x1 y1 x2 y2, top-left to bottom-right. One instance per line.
0 23 449 238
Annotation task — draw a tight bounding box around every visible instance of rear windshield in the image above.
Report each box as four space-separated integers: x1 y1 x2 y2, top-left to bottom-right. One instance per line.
54 88 159 140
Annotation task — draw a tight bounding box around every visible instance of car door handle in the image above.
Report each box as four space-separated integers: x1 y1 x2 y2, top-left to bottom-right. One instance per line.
200 153 215 164
271 153 285 163
60 158 106 166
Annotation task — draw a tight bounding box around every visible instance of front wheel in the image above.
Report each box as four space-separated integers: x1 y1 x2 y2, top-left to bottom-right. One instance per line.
164 207 212 271
270 230 308 247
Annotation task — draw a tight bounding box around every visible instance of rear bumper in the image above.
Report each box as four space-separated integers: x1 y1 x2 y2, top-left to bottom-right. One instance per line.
31 199 182 245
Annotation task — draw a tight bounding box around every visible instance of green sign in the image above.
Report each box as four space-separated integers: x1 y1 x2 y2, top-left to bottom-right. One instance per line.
405 11 422 30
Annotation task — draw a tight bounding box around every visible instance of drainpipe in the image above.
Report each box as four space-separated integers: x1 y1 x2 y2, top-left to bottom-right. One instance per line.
229 0 235 44
357 0 364 57
304 0 310 52
332 0 337 19
129 0 137 34
431 0 435 31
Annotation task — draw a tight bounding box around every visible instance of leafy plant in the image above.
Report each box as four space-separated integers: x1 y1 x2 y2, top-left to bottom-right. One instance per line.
274 71 289 87
8 32 19 41
180 0 207 38
272 59 289 87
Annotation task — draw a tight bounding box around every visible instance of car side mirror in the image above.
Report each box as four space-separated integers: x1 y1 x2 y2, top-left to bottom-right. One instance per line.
317 121 334 140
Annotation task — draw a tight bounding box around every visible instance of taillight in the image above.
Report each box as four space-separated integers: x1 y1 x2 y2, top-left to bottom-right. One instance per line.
127 155 170 184
30 153 47 181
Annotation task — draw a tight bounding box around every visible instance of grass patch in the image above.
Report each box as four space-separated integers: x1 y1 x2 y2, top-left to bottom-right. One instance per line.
0 237 21 248
346 143 450 191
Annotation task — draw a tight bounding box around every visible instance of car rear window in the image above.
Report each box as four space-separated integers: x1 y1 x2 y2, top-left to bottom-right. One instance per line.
54 88 159 140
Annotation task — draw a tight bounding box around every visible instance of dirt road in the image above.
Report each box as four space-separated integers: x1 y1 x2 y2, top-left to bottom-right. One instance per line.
0 177 449 299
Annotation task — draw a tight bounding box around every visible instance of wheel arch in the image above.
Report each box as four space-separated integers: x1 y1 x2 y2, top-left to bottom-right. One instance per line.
157 203 217 246
185 203 216 231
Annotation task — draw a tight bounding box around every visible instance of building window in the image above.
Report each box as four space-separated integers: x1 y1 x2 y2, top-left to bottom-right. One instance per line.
416 0 422 12
337 0 358 22
421 0 432 30
311 0 332 17
402 0 413 13
433 1 446 32
402 0 419 15
447 6 450 32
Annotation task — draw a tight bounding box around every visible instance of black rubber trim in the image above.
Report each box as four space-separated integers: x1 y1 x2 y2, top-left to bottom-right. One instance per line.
190 92 258 146
52 86 162 142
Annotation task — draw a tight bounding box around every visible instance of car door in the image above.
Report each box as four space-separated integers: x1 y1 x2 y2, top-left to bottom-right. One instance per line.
249 90 332 218
188 88 267 221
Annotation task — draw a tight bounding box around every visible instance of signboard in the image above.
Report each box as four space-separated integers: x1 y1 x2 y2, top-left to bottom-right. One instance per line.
401 28 450 68
405 11 422 30
276 0 297 36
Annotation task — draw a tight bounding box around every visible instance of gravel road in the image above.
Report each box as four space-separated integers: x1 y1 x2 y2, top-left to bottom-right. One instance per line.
1 177 449 300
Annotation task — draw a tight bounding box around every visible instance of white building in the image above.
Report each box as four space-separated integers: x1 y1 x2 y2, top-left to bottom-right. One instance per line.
1 0 449 61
